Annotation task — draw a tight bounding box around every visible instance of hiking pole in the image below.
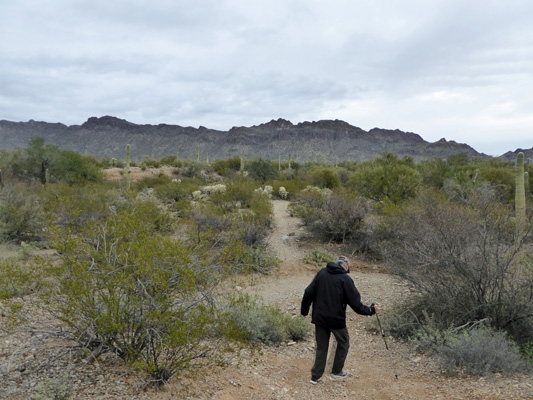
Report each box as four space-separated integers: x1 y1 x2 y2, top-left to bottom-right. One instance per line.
375 310 399 380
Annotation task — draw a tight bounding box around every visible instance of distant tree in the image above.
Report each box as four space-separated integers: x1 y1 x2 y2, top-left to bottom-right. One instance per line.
348 153 421 204
23 137 60 183
247 158 278 182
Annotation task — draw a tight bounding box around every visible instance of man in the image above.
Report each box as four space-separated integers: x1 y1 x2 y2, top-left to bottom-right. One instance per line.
301 256 379 384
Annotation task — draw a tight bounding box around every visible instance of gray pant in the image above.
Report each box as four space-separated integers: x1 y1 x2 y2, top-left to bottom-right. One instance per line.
311 324 350 380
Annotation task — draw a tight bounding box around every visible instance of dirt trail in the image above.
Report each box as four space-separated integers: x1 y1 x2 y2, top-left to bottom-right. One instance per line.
166 200 532 400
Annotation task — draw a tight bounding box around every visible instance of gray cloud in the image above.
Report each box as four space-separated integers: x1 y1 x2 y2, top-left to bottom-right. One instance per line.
1 0 532 155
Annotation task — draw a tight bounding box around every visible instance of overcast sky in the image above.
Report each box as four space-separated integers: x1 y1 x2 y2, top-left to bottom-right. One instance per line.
1 1 532 156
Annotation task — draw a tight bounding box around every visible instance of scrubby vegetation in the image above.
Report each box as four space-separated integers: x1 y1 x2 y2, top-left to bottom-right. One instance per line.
0 139 531 388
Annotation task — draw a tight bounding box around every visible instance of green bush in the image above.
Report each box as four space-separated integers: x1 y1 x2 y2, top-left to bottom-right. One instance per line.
227 294 311 345
247 158 278 182
439 328 531 376
212 156 242 176
0 183 48 243
217 239 278 275
44 203 243 384
210 178 257 210
306 166 341 189
291 187 372 251
43 182 128 229
303 248 335 267
348 153 421 204
0 258 43 299
286 315 313 341
53 150 103 184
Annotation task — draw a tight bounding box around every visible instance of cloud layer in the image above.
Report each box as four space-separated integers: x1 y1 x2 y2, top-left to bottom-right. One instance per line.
1 0 532 155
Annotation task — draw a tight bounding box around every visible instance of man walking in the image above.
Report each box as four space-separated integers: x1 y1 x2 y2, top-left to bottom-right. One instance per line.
301 256 378 384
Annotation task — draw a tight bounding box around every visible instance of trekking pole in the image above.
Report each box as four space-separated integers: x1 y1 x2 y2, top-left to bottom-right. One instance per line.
375 311 399 380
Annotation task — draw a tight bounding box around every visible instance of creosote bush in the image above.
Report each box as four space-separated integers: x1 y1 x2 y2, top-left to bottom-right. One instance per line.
44 201 246 384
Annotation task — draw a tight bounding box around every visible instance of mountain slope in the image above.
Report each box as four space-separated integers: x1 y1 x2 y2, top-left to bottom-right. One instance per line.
0 116 493 162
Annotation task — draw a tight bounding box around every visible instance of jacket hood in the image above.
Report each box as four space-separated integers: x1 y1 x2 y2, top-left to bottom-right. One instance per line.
326 262 346 275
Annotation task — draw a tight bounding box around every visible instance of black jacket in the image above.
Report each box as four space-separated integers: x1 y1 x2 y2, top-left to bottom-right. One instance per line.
301 262 375 329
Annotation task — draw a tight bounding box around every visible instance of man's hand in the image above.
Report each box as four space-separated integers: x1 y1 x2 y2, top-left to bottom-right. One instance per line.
371 303 380 314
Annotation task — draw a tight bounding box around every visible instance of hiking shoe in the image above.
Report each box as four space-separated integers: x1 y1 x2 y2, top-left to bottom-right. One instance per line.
310 377 320 385
331 370 348 378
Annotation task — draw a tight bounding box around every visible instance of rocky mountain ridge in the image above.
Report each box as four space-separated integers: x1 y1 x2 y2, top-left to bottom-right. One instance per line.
0 116 530 162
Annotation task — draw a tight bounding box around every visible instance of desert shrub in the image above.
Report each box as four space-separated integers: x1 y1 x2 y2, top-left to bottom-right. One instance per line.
291 187 372 251
44 204 243 384
0 258 46 299
417 157 450 189
187 202 233 244
153 180 183 204
255 185 274 198
289 185 331 218
211 156 242 176
226 294 310 345
270 177 308 199
42 182 127 231
188 188 272 248
380 187 533 349
348 153 421 204
158 154 179 166
306 166 341 189
53 150 103 184
303 248 335 267
217 239 278 274
182 161 205 178
209 178 258 210
32 376 74 400
5 138 102 185
236 217 270 246
247 158 278 182
381 302 457 354
135 174 173 191
135 174 190 206
0 182 48 243
286 314 313 341
438 328 531 376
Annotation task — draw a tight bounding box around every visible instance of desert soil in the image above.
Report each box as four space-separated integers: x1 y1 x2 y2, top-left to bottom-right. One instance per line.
1 200 532 399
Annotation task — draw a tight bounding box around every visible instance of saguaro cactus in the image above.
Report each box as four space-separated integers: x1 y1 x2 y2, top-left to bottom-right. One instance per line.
515 152 526 236
126 144 131 190
525 171 530 197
